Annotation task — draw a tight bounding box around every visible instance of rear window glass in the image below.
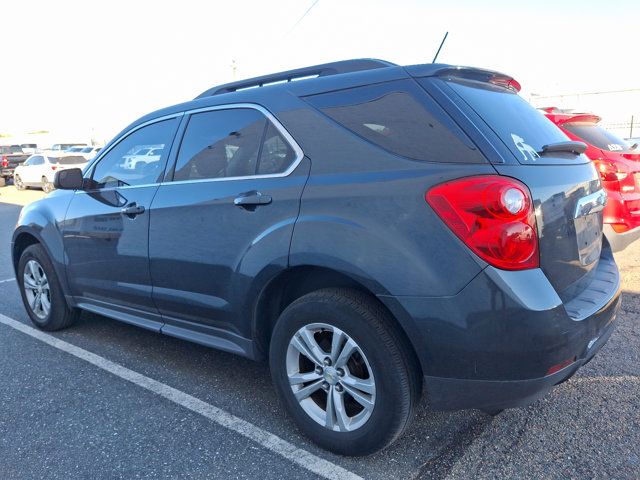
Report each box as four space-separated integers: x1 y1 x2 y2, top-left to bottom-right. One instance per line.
304 80 484 163
57 156 86 164
445 78 568 163
563 123 631 152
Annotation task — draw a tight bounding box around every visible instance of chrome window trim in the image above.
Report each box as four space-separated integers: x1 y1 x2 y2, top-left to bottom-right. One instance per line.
164 102 304 186
78 103 304 193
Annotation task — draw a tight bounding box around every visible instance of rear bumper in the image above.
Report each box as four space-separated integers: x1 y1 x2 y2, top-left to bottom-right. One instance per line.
604 224 640 252
379 253 621 412
424 309 617 411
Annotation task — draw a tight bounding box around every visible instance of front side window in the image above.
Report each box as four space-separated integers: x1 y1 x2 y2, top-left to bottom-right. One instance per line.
173 108 297 181
89 118 178 189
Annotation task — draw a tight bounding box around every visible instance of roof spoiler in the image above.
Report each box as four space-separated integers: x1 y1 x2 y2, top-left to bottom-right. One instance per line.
434 67 521 92
194 58 397 99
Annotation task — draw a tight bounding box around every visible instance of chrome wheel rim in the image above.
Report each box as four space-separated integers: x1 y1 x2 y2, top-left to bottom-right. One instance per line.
286 323 376 432
15 176 23 189
23 260 51 319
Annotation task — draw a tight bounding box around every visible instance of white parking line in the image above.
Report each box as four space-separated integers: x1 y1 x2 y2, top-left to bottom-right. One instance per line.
0 313 362 480
0 278 16 283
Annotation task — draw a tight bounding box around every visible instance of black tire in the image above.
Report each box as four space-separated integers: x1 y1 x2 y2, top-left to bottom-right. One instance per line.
42 176 54 193
14 175 25 190
269 288 421 456
18 243 78 331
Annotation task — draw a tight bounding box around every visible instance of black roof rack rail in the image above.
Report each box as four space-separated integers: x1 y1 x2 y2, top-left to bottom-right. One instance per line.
194 58 397 99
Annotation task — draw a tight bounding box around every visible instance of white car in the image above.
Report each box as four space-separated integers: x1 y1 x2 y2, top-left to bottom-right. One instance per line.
122 145 164 170
14 154 87 193
79 146 102 159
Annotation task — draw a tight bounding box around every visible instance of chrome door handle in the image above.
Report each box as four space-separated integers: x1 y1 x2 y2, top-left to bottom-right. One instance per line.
234 192 272 208
121 203 145 217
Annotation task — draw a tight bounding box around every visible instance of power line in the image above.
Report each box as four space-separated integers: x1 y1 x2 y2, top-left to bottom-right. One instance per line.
286 0 320 36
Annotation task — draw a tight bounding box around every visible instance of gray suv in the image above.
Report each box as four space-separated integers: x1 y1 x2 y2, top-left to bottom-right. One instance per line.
12 59 620 455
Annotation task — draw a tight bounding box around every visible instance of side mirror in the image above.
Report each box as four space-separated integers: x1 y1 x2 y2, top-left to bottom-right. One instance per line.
54 168 84 190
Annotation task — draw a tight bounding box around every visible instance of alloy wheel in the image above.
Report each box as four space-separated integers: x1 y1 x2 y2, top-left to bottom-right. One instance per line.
23 259 51 319
286 323 376 432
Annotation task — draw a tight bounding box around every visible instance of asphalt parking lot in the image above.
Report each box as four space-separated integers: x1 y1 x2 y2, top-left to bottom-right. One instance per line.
0 186 638 479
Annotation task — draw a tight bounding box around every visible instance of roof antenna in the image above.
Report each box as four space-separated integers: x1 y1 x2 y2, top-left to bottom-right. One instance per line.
432 31 449 63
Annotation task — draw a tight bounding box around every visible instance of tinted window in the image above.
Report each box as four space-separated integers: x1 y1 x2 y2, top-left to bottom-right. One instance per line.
89 119 177 189
31 156 44 165
257 122 296 174
563 123 631 152
305 80 482 163
174 109 268 181
445 78 568 162
56 155 86 165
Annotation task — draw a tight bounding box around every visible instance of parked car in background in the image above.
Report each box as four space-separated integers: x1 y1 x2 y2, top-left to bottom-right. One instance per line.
0 145 30 186
45 143 87 155
79 146 101 159
543 108 640 251
14 154 87 193
121 145 163 169
13 60 620 455
64 146 87 154
20 144 38 154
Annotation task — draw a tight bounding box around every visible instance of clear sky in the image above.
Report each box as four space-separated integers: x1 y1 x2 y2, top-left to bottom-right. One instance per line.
2 0 638 142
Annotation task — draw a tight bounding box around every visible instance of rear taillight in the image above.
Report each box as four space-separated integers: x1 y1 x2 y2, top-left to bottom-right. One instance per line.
426 175 539 270
1 156 7 168
593 159 635 193
51 166 57 171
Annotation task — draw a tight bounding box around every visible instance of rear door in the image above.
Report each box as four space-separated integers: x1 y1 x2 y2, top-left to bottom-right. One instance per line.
148 105 309 344
61 116 180 328
421 75 604 294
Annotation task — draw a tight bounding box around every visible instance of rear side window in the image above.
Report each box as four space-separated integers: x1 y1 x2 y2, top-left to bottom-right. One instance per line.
304 80 484 163
173 108 298 181
444 78 568 163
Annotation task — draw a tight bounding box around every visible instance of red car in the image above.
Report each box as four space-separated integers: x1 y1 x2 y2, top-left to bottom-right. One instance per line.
544 108 640 251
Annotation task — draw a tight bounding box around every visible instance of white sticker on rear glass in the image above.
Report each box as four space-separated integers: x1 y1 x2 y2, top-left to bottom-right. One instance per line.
607 144 623 151
511 134 540 162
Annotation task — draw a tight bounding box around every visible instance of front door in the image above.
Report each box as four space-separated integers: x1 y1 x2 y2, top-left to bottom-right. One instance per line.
148 107 308 343
61 117 180 329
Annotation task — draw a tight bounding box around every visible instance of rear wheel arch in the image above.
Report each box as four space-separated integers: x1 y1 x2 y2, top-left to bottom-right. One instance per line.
252 266 423 379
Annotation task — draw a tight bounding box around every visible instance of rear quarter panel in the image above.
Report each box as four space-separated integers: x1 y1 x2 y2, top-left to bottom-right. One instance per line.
282 106 494 297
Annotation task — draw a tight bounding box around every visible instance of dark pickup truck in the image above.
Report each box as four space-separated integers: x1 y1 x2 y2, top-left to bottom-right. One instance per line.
1 145 30 186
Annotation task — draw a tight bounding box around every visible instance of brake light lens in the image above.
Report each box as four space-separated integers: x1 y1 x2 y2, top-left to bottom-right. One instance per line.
51 165 57 171
1 156 7 168
426 175 539 270
593 159 635 193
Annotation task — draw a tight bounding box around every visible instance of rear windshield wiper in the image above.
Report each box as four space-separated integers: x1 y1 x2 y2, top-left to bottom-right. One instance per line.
537 141 587 156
